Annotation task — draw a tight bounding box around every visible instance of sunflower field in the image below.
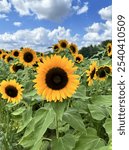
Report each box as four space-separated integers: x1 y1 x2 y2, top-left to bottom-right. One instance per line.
0 40 112 150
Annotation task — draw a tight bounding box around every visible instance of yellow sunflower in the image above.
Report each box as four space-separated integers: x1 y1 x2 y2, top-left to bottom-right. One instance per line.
58 39 69 50
52 43 61 53
1 52 8 60
107 43 112 57
0 80 23 103
86 61 97 86
5 54 14 63
33 55 80 102
12 49 20 58
68 43 78 55
19 48 37 67
10 63 24 73
74 54 84 63
96 67 107 81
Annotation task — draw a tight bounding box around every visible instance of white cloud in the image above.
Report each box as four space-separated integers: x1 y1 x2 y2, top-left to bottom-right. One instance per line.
77 2 88 15
13 22 22 27
10 0 72 21
82 5 112 47
0 14 8 19
0 26 79 52
98 5 112 21
0 0 11 13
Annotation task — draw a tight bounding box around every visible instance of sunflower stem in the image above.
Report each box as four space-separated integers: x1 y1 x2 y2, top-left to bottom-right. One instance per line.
56 114 59 139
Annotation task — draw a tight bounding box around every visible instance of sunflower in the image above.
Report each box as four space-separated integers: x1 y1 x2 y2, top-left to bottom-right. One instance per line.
0 80 23 103
96 67 107 81
52 43 61 53
74 54 84 63
19 48 37 67
107 43 112 57
58 40 69 50
103 66 112 74
68 43 78 55
12 49 20 58
33 55 79 102
5 54 14 63
86 61 97 86
1 52 7 60
10 63 24 73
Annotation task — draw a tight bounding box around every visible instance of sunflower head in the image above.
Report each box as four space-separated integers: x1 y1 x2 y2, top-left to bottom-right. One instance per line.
10 63 24 73
5 54 14 63
19 48 37 67
86 61 97 86
107 43 112 57
52 43 61 53
1 53 8 60
74 54 84 63
68 43 78 55
12 50 20 58
96 67 107 81
58 40 69 50
0 80 23 103
34 55 80 102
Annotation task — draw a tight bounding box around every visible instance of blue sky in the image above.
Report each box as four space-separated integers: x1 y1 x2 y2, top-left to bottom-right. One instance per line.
0 0 112 52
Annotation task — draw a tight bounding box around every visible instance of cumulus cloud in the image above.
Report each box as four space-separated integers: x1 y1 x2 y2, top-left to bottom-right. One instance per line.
98 5 112 21
10 0 72 21
82 5 112 47
0 14 8 19
13 22 22 27
77 2 88 15
0 26 79 52
0 0 11 13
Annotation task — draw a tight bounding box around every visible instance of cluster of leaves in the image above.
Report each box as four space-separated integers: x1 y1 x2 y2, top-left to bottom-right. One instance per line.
0 42 112 150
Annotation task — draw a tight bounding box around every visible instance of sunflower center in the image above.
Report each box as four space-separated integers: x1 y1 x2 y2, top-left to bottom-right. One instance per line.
90 68 96 79
0 51 2 54
7 56 13 62
13 64 24 72
61 42 67 48
108 46 111 53
104 67 110 74
14 51 19 56
46 67 68 90
2 54 6 59
54 45 59 49
96 69 106 78
76 57 81 62
24 52 33 62
5 85 18 98
70 46 76 53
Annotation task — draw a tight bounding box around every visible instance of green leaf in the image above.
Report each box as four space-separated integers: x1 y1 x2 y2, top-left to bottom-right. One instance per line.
17 107 32 133
88 104 108 120
74 127 105 150
72 85 90 100
11 107 26 116
52 101 67 121
19 108 55 149
103 118 112 140
52 134 76 150
91 95 112 107
63 109 86 132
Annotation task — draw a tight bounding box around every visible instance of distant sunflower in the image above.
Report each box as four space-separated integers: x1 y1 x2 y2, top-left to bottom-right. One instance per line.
12 50 20 58
5 54 14 63
103 66 112 74
52 43 61 53
86 61 97 86
74 54 84 63
34 55 79 102
10 63 24 73
19 48 37 67
1 53 7 60
107 43 112 57
58 40 68 50
0 80 23 103
96 67 107 81
68 43 78 55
